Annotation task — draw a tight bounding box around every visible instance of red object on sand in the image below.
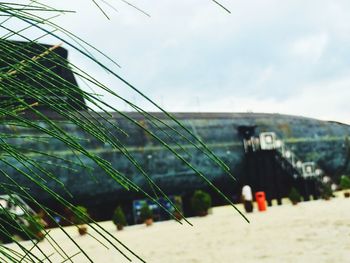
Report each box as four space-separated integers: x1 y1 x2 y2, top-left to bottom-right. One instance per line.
255 192 267 212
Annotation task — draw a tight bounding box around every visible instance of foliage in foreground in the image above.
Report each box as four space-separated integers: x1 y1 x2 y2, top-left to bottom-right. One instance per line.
0 1 241 262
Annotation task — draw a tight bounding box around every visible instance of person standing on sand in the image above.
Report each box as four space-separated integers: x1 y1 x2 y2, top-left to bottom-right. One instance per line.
242 185 253 213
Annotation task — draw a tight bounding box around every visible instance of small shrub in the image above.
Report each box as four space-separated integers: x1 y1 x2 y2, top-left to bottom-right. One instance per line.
112 206 127 230
191 190 212 216
139 203 153 222
72 206 89 235
25 215 46 241
72 206 89 225
340 175 350 190
320 184 333 200
172 204 183 220
288 187 301 204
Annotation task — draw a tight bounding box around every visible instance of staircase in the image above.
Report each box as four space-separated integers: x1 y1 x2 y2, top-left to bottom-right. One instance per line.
239 127 323 205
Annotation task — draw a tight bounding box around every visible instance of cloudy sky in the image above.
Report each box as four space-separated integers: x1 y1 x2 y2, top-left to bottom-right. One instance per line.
6 0 350 123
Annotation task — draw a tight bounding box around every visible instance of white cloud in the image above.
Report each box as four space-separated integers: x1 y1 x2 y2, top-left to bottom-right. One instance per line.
6 0 350 124
188 75 350 125
290 33 329 63
256 66 274 87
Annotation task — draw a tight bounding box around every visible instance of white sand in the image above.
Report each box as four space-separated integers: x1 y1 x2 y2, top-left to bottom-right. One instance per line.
6 194 350 263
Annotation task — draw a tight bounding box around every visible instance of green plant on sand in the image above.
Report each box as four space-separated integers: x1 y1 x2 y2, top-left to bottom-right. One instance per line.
112 206 127 230
288 187 301 205
320 183 333 200
172 197 184 220
340 175 350 198
191 190 212 216
340 175 350 190
72 206 89 225
140 203 153 225
24 214 46 241
72 206 89 235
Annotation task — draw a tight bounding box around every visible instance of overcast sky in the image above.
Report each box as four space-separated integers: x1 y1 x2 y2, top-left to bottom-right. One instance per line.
6 0 350 124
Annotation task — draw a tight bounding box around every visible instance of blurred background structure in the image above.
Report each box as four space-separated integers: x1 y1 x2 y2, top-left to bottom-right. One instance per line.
1 41 349 224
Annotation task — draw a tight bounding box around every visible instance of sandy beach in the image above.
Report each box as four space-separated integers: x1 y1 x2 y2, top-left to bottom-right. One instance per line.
7 194 350 263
